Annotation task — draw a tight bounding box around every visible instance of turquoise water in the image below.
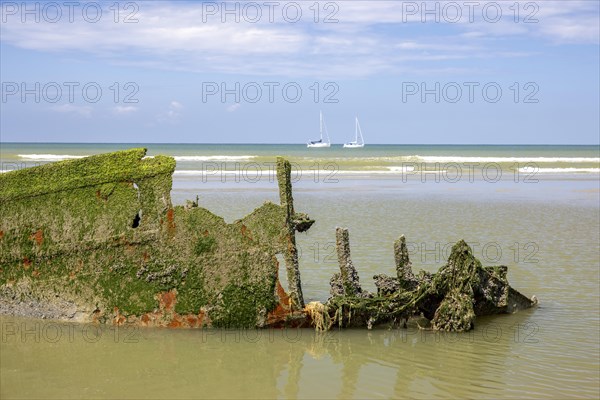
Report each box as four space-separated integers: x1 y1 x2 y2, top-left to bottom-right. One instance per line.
1 143 599 398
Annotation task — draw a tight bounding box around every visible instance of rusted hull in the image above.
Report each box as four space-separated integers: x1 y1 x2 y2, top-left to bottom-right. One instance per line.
0 149 313 328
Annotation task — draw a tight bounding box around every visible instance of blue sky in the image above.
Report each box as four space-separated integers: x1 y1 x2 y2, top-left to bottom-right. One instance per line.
1 0 599 144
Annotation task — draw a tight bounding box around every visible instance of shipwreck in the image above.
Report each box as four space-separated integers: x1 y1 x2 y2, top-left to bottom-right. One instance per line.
0 149 537 331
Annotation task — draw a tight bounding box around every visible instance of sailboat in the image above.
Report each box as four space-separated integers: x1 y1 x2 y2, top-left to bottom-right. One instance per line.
307 111 331 148
343 117 365 148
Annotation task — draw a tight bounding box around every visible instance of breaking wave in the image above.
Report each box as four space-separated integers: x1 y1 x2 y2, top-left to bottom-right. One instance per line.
18 154 87 161
410 155 600 163
174 155 256 162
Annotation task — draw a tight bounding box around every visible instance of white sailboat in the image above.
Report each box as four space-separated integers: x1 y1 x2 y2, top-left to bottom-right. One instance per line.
307 111 331 148
343 117 365 148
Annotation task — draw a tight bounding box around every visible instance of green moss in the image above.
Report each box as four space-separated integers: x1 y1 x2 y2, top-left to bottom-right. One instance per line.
194 236 216 255
325 239 497 331
95 259 157 315
0 149 312 328
0 148 175 202
431 240 481 295
239 202 287 246
211 283 277 328
174 269 207 315
1 176 146 264
432 289 475 331
98 183 117 199
273 157 305 309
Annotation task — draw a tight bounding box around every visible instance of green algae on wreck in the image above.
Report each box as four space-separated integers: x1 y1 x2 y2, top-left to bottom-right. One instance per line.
0 148 536 331
0 149 313 328
324 228 538 332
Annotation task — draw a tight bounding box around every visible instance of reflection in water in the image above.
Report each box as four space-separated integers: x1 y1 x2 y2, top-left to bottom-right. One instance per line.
2 308 587 399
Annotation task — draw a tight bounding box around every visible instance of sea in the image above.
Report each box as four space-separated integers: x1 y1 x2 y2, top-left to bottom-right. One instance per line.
1 143 599 399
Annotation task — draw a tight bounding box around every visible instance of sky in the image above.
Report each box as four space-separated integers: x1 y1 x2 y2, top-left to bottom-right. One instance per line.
0 0 599 144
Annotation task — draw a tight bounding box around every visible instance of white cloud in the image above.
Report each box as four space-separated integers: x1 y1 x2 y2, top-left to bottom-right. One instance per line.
0 1 597 78
113 106 138 115
157 100 183 123
227 103 241 112
51 104 92 117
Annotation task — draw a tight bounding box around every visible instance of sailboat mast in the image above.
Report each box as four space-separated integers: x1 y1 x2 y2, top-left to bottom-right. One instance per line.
320 111 323 141
357 117 364 145
324 114 330 144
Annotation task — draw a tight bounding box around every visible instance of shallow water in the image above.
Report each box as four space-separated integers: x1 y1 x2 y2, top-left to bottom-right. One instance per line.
1 145 599 399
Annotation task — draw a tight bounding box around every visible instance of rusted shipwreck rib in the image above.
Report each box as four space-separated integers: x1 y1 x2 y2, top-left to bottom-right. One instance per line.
0 149 536 331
